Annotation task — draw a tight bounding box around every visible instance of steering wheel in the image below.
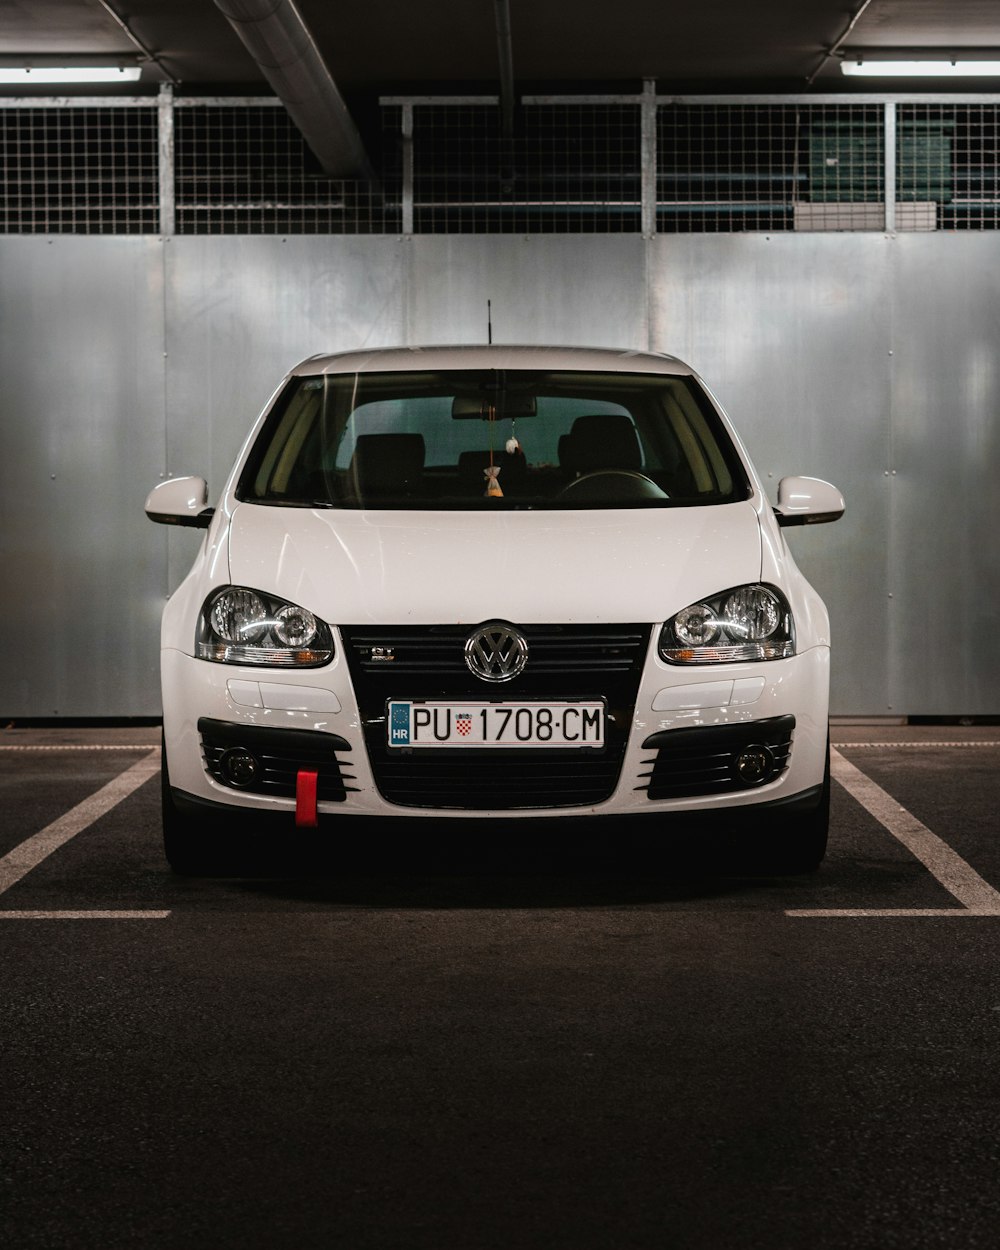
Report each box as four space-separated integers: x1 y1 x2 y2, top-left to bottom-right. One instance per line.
557 470 669 501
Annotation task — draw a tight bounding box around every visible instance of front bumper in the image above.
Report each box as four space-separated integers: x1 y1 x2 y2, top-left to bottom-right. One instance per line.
161 631 830 822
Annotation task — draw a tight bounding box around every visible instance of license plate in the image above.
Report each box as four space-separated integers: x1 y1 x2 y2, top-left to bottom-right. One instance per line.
387 700 605 748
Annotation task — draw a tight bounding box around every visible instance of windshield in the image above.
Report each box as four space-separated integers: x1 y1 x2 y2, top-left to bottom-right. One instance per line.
236 369 751 510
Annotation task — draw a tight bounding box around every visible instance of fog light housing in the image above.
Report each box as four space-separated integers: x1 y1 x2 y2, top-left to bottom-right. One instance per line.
219 747 261 789
733 744 776 787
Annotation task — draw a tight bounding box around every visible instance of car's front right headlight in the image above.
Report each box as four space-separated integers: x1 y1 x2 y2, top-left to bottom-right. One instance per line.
659 584 794 664
196 586 334 666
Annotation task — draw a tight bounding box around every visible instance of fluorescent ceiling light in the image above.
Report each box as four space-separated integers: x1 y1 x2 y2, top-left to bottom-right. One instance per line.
0 66 142 85
842 59 1000 77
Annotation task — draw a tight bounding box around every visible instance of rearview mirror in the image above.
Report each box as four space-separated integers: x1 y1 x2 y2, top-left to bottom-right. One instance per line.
144 476 214 528
775 476 845 527
451 394 537 419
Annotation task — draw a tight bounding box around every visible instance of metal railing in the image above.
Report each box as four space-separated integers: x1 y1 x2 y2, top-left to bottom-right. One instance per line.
2 85 999 235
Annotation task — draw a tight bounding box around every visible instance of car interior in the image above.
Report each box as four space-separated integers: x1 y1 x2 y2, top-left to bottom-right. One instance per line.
241 373 744 509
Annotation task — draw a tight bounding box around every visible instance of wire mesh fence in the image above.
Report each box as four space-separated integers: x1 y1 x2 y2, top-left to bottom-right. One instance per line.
656 102 889 232
175 102 394 234
398 101 641 233
899 103 1000 229
1 93 1000 235
0 105 159 233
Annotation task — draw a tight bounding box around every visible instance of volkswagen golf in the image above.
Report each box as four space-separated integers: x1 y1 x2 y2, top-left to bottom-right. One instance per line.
145 345 844 873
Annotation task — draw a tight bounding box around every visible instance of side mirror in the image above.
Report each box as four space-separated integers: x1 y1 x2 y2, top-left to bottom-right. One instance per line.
775 476 844 527
144 476 214 529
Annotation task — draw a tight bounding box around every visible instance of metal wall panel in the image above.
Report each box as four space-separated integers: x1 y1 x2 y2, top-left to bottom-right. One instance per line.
0 237 166 717
1 232 996 717
888 234 1000 715
648 234 894 715
405 236 648 348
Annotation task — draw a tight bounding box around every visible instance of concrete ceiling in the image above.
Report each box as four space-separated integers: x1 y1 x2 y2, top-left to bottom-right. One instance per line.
4 0 1000 177
2 0 1000 96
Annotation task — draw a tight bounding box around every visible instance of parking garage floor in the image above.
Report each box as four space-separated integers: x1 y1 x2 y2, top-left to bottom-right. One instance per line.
3 721 1000 1249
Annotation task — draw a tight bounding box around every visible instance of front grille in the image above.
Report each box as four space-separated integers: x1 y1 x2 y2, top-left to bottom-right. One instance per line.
638 716 795 800
345 625 648 678
340 623 649 810
199 718 356 802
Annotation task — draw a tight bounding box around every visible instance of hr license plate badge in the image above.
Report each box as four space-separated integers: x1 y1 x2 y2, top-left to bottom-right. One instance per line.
387 701 604 748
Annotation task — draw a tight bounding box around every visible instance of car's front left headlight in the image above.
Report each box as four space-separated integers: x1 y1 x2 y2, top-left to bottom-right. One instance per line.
196 586 334 666
659 584 794 664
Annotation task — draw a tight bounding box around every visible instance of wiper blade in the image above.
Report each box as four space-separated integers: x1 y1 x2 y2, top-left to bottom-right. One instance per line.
249 496 336 508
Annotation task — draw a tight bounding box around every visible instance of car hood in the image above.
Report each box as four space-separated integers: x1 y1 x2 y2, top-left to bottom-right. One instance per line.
227 502 763 625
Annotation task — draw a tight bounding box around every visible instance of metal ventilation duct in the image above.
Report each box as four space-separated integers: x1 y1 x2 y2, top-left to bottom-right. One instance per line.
212 0 372 179
493 0 515 140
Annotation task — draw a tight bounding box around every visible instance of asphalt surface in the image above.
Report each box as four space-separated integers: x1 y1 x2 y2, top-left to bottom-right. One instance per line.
2 722 1000 1249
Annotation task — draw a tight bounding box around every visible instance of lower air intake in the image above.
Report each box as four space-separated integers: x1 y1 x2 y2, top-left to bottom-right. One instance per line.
199 718 355 802
638 716 795 800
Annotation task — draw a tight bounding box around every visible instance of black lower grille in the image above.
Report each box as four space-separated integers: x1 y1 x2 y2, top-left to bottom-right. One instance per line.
638 716 795 800
199 718 355 802
373 751 620 810
340 623 649 810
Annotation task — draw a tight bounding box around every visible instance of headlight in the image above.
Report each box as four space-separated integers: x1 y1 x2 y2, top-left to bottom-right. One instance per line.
659 584 794 664
196 587 334 666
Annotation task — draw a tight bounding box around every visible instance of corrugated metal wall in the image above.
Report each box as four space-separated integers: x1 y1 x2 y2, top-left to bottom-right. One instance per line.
1 232 997 717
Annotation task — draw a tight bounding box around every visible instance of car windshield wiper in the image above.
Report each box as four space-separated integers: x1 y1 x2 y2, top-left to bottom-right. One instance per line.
248 495 336 508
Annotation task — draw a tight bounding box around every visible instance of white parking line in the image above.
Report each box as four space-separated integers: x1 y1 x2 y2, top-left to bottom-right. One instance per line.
788 747 1000 918
831 741 1000 749
0 744 159 752
0 748 164 901
0 911 171 919
790 909 1000 918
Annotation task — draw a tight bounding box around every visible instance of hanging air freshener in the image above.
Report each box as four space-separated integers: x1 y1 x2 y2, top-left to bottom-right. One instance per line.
484 401 504 496
505 417 520 457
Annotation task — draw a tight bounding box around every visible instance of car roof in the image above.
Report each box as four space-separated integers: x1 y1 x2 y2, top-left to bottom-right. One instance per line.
289 345 695 377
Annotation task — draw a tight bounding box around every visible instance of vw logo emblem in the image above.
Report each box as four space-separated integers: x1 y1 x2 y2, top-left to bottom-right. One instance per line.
464 622 529 683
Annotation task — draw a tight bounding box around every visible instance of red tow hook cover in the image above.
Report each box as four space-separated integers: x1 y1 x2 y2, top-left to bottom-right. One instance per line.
295 769 319 827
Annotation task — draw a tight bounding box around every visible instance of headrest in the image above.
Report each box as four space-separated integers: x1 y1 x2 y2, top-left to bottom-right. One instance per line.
560 414 642 474
349 433 425 497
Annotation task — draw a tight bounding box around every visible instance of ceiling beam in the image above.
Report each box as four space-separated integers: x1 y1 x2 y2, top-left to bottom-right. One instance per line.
212 0 373 179
96 0 180 85
806 0 875 86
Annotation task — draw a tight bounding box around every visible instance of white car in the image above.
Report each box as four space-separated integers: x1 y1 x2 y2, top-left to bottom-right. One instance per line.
145 346 843 874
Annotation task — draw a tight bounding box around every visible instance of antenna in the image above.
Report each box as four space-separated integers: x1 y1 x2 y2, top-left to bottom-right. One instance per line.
487 299 493 345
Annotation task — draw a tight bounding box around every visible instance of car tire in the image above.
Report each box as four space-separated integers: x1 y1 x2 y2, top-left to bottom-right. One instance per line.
161 730 222 875
763 737 831 874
